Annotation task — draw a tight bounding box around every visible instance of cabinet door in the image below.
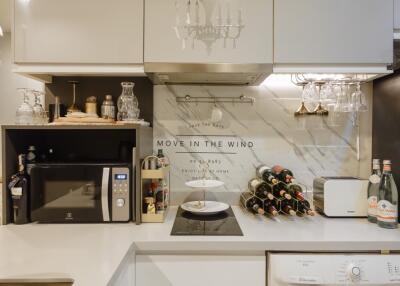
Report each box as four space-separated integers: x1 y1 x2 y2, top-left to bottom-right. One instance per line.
14 0 143 64
395 0 400 30
274 0 393 64
136 255 265 286
144 0 273 64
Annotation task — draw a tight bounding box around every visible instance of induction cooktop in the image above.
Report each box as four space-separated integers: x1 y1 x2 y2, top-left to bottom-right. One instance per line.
171 206 243 236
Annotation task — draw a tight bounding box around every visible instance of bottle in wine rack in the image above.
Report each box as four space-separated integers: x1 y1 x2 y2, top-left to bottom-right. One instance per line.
279 199 297 216
240 192 265 215
272 182 292 200
287 183 305 201
263 199 279 216
297 200 315 216
256 165 278 185
272 165 294 183
248 178 274 200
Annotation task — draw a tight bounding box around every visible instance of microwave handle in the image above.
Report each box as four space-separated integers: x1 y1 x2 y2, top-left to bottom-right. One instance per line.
101 167 111 222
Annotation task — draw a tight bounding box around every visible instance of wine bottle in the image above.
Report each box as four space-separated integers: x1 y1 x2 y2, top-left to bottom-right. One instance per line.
272 182 292 200
248 178 274 200
8 154 30 224
240 192 265 215
279 199 296 216
367 159 381 223
377 160 398 229
256 165 278 185
264 199 279 216
297 200 315 216
287 183 305 201
276 168 294 184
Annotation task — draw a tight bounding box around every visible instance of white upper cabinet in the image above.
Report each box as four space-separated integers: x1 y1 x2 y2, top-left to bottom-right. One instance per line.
144 0 273 64
274 0 394 65
395 0 400 30
14 0 144 64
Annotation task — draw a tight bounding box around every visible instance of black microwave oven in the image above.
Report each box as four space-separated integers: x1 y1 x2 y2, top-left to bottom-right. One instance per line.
30 163 132 223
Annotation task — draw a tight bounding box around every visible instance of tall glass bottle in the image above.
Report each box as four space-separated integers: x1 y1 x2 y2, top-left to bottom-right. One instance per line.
377 160 398 229
367 159 381 223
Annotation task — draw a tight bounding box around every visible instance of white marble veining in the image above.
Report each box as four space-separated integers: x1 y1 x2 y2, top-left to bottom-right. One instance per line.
0 207 400 286
153 75 372 204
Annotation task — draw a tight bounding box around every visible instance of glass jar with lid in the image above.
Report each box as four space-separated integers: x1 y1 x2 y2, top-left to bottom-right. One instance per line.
101 95 116 120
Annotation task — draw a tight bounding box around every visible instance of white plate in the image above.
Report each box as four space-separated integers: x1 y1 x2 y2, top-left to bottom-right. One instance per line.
185 180 225 189
180 201 230 215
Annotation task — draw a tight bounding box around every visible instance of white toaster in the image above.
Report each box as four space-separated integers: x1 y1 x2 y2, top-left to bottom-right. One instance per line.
313 177 369 217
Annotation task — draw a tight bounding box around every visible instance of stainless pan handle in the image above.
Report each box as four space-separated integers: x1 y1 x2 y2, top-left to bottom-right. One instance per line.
101 168 110 222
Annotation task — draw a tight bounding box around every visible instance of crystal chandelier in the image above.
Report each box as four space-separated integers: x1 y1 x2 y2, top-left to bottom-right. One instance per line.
173 0 245 54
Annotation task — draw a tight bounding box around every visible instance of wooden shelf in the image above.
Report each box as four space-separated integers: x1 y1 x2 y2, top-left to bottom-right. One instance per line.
141 166 170 179
2 124 150 131
141 210 168 223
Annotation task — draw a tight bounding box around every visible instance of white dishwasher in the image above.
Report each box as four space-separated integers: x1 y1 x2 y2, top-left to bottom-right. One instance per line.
267 252 400 285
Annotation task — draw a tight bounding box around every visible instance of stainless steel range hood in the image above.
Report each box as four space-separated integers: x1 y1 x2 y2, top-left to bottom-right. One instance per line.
144 63 273 85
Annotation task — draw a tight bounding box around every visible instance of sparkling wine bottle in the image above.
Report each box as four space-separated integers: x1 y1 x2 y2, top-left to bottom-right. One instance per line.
272 182 292 200
279 199 296 216
248 178 274 200
287 183 305 201
297 200 315 216
256 165 278 185
263 199 279 216
240 192 265 215
367 159 381 223
377 160 398 229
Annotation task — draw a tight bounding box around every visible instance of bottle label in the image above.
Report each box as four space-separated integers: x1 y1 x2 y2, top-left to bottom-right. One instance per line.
11 187 23 196
367 196 377 217
377 200 398 223
369 174 381 184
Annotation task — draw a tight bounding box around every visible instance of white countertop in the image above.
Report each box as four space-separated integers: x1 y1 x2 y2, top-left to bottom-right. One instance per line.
0 206 400 286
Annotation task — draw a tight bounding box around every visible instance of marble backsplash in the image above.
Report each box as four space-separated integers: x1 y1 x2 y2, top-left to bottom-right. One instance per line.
153 75 373 205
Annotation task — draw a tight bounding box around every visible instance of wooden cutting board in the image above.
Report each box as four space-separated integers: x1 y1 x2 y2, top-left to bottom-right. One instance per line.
53 117 115 124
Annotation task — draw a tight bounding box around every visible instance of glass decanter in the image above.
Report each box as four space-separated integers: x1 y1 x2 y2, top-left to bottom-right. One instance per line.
15 88 34 125
117 82 140 121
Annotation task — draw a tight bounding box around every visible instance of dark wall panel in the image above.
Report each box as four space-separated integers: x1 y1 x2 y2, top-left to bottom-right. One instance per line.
373 69 400 203
45 76 153 125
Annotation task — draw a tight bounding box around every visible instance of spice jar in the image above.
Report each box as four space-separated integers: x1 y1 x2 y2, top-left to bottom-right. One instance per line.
101 95 116 120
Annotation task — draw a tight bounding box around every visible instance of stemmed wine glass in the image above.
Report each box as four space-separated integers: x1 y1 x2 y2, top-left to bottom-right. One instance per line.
351 82 368 112
312 82 329 115
294 83 311 116
32 90 48 124
334 83 352 113
15 88 34 125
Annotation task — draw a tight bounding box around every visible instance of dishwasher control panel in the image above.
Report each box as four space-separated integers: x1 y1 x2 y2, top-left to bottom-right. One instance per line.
268 253 400 285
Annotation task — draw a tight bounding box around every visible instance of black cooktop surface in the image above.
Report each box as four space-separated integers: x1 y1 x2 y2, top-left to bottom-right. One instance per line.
171 206 243 236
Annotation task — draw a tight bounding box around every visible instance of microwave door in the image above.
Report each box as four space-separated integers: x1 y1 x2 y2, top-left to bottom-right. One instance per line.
30 165 106 223
101 168 110 222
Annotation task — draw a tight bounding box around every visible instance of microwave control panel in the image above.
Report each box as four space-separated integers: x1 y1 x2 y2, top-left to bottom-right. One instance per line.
111 167 130 221
268 253 400 285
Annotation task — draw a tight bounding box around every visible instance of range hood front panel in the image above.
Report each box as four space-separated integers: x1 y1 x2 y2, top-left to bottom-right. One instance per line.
144 63 273 85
